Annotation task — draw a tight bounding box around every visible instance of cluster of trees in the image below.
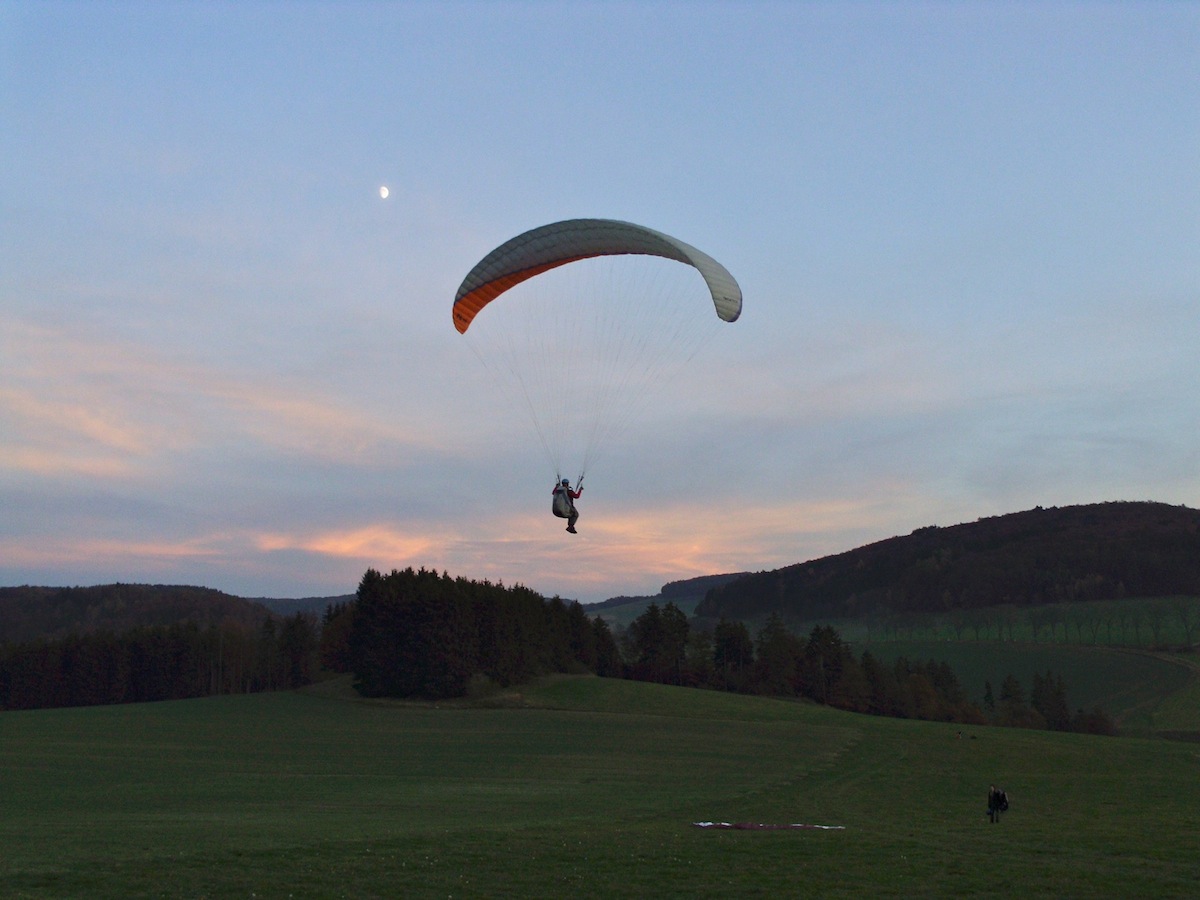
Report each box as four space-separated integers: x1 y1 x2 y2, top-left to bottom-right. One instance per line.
0 615 318 711
699 502 1200 623
321 573 986 724
0 566 1117 740
983 671 1115 735
619 603 1114 734
621 605 984 724
322 568 621 699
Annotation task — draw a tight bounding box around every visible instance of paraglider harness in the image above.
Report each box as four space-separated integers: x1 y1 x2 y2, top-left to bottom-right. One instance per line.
552 474 583 518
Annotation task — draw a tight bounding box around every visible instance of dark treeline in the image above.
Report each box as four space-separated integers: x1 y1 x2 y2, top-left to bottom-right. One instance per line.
980 670 1115 735
1 565 1114 738
0 583 272 645
623 604 985 724
620 603 1115 734
325 568 1113 735
322 567 621 699
0 614 318 711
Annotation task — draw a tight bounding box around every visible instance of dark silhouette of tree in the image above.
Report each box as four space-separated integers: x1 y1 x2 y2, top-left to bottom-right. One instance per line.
995 673 1044 728
566 600 598 672
752 614 801 696
1000 673 1024 706
659 603 690 685
544 597 574 673
625 603 690 684
590 617 622 677
628 603 666 680
713 619 753 692
1031 670 1071 731
319 601 355 673
831 653 873 713
279 613 318 688
860 651 898 716
799 626 851 705
684 629 715 687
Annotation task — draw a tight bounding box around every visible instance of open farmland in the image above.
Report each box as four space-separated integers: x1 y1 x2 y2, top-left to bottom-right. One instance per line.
856 640 1199 735
3 675 1199 897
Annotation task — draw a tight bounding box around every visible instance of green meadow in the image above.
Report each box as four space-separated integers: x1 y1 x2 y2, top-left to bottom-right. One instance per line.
4 673 1199 898
856 640 1199 734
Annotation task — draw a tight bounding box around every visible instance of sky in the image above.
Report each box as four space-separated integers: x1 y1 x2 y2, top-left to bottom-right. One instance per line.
2 1 1197 604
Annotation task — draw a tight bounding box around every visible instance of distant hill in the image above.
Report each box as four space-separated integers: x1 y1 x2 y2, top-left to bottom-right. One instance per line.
0 584 277 644
587 573 748 610
696 502 1200 623
586 573 748 626
247 595 354 617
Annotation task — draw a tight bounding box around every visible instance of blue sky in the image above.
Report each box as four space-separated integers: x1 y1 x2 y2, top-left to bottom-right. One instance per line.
2 1 1197 603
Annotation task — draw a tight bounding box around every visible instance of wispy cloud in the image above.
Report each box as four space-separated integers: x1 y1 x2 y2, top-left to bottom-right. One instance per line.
0 531 231 574
254 524 446 562
0 317 452 482
4 3 1195 603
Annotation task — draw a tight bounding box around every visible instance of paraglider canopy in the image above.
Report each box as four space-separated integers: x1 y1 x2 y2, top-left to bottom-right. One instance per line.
452 217 742 486
452 218 742 334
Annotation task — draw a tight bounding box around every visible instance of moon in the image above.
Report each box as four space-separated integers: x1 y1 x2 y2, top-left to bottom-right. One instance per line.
379 185 389 199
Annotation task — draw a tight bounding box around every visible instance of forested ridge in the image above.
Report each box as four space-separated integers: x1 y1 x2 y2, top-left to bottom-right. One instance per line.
0 583 273 644
3 566 1117 736
0 615 319 710
697 502 1200 623
0 585 327 711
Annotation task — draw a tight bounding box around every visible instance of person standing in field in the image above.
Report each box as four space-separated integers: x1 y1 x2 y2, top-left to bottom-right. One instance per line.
987 785 1008 823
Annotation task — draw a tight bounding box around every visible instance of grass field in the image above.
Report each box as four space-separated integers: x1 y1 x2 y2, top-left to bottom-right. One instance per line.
4 675 1200 897
808 595 1200 649
856 640 1199 734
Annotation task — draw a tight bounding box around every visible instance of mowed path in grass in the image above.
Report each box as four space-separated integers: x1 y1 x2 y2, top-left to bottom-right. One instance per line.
4 675 1199 897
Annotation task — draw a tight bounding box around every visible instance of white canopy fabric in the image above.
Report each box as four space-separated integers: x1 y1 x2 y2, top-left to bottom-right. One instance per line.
453 218 742 334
